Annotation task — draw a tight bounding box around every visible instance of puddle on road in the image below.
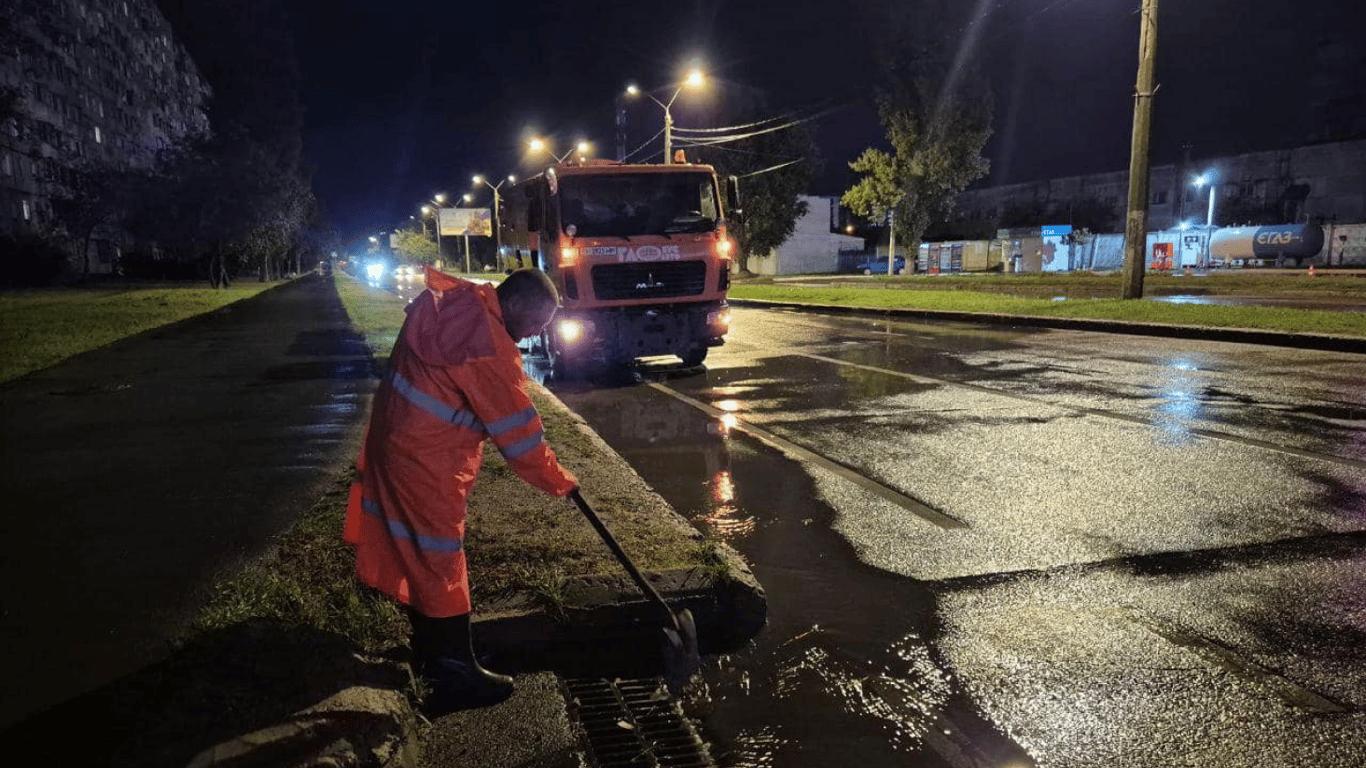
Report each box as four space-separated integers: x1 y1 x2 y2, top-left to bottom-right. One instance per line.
554 368 1033 768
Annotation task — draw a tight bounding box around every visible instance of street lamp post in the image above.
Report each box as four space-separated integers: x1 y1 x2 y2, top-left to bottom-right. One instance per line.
473 173 515 266
421 192 448 266
625 68 703 164
458 193 475 273
1194 173 1216 267
1194 173 1216 227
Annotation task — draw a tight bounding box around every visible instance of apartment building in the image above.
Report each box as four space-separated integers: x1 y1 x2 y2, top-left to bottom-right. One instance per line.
0 0 209 272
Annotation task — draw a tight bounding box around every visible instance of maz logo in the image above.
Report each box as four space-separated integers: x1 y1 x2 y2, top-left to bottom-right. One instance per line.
636 273 665 290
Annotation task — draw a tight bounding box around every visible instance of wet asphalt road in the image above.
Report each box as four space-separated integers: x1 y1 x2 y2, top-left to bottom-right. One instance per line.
0 276 374 731
543 307 1366 767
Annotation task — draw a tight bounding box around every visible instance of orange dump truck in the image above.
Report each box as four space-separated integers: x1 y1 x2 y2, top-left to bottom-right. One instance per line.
500 159 740 375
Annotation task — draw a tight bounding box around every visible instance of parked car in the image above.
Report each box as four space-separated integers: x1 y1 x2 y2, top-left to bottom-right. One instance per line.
854 256 906 275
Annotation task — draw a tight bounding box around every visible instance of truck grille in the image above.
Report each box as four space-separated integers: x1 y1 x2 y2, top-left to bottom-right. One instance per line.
591 261 708 301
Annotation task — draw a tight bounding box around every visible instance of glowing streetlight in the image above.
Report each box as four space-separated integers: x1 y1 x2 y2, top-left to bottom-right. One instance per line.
530 138 590 164
624 68 705 164
473 173 516 259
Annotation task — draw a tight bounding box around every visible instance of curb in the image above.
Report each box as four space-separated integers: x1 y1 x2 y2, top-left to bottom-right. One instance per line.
728 297 1366 354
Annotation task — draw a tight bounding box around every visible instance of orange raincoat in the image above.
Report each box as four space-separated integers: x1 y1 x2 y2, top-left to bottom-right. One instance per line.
344 267 577 617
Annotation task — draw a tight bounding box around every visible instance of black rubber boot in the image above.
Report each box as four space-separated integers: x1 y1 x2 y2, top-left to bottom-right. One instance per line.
408 609 514 716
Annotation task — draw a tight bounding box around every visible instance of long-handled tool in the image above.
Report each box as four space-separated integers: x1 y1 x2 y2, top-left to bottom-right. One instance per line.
569 489 701 692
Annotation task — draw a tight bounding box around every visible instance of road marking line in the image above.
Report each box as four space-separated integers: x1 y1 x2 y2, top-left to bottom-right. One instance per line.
796 352 1366 471
646 382 968 530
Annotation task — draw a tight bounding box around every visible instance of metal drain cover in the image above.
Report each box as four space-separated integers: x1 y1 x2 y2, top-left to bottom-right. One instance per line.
564 677 715 768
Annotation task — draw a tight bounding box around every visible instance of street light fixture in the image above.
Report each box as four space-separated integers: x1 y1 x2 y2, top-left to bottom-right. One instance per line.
421 192 449 265
625 68 705 164
473 173 516 262
529 138 591 164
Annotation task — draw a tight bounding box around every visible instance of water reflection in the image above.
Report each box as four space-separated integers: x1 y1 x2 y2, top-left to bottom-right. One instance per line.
556 375 1036 766
1154 355 1208 441
689 628 955 766
698 468 756 539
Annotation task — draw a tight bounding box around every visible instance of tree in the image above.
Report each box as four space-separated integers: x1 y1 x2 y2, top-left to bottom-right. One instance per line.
842 149 903 273
391 229 440 263
47 176 127 279
685 97 818 275
844 1 993 270
155 0 315 287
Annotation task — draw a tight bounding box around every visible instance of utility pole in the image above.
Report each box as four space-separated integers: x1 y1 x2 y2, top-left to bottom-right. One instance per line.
888 210 896 276
1121 0 1159 299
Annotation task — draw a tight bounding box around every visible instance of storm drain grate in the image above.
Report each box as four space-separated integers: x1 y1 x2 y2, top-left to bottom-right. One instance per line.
564 677 715 768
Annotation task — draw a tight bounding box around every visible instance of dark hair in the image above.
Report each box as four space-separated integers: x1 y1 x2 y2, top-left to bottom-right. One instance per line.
496 268 560 309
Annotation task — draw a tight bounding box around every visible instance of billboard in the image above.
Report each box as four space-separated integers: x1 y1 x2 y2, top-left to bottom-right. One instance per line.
1040 224 1072 272
438 207 492 237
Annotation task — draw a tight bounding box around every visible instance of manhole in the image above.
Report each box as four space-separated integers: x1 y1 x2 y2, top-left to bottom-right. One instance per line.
564 677 714 768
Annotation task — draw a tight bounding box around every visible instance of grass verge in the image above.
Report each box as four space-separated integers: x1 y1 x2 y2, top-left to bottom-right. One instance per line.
0 282 276 384
729 281 1366 337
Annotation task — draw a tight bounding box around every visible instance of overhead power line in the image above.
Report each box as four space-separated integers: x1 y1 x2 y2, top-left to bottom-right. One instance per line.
670 113 798 135
622 127 665 163
735 158 807 179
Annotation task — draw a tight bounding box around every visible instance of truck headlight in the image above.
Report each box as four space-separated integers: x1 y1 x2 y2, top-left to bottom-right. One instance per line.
706 308 731 328
557 318 589 345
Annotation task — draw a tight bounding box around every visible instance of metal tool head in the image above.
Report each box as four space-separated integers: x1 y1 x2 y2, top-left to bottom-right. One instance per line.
660 607 701 694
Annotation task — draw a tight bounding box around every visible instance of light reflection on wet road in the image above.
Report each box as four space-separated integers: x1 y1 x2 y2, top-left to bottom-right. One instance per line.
543 307 1366 767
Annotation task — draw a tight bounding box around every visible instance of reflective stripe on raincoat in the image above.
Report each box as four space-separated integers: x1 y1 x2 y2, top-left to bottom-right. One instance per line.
344 267 577 617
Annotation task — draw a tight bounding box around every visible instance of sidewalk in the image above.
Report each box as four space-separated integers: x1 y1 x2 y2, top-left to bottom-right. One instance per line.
0 274 764 767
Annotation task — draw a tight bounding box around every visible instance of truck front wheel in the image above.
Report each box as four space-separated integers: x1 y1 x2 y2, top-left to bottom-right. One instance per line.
681 347 708 367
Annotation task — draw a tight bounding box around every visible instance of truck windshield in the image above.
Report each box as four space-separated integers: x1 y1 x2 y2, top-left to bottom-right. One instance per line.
559 173 719 238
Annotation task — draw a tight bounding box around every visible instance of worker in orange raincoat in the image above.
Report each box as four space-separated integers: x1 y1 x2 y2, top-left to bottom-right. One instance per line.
345 266 578 714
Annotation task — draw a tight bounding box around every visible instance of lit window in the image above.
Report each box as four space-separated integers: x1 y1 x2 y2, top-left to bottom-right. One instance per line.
22 200 31 221
2 155 10 176
94 126 102 143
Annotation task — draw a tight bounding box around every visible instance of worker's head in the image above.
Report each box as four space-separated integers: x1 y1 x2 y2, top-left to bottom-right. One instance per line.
496 269 560 340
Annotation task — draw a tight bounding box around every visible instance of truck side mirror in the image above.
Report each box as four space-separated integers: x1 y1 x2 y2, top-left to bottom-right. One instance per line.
726 175 743 221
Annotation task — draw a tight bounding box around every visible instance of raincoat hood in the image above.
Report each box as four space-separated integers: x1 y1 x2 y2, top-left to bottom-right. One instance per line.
404 265 503 368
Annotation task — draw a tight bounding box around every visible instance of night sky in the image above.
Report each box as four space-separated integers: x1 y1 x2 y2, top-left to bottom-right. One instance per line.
163 1 1366 246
